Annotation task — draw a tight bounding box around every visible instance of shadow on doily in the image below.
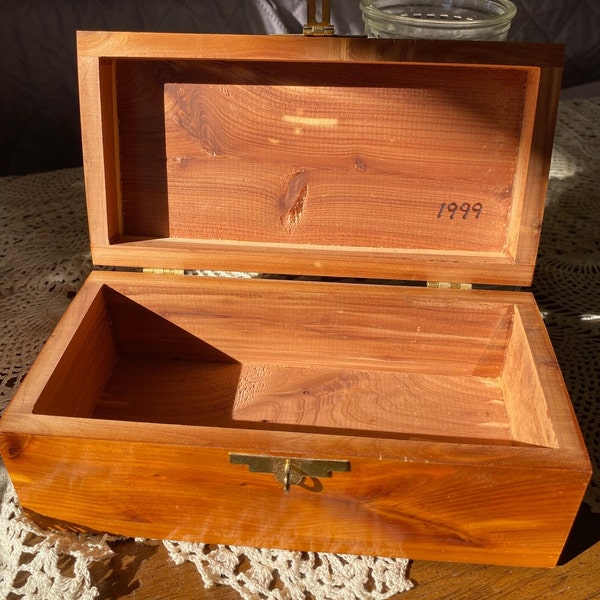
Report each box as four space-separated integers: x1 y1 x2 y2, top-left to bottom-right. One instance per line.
87 538 162 599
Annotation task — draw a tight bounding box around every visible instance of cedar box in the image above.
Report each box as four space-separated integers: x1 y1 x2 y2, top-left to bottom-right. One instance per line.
0 32 591 568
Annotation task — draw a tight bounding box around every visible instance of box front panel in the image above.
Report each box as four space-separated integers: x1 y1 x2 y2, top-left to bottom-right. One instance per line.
1 433 589 568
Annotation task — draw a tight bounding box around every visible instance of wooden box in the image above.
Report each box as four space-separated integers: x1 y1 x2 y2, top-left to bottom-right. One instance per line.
0 32 591 568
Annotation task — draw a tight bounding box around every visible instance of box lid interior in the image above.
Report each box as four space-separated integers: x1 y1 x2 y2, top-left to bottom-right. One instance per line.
77 32 563 286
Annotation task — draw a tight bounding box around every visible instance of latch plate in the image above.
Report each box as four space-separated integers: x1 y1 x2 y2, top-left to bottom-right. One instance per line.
230 453 350 493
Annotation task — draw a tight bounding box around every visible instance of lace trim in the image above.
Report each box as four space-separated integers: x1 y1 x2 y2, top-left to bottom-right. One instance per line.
163 541 413 599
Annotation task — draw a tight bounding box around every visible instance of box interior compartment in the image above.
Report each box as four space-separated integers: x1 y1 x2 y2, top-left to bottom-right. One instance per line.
101 57 538 259
32 281 558 449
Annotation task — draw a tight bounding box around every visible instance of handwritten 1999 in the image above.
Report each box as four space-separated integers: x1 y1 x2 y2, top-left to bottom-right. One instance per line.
437 202 482 220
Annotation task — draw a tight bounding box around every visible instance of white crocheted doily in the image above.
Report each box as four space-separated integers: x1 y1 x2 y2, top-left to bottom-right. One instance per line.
1 95 599 598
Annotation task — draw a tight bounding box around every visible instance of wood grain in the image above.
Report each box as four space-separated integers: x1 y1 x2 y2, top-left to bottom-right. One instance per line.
1 431 590 568
31 285 116 417
502 307 559 449
90 273 515 377
93 360 512 443
231 366 510 442
160 66 528 250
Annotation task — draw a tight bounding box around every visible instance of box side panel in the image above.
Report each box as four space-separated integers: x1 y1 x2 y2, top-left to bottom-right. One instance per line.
502 304 559 448
78 55 122 247
33 287 117 417
89 273 514 377
0 277 109 420
505 303 591 466
0 434 589 568
513 54 564 272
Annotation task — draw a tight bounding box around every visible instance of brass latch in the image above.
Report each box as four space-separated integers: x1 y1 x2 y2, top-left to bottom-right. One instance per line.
303 0 334 36
230 453 350 493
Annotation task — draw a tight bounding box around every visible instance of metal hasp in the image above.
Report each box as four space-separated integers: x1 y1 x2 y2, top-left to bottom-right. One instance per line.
230 453 350 493
303 0 334 36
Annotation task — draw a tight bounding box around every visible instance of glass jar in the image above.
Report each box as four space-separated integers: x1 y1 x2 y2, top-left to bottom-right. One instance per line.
360 0 517 41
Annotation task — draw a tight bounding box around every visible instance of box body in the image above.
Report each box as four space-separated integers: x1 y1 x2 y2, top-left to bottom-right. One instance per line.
0 32 591 568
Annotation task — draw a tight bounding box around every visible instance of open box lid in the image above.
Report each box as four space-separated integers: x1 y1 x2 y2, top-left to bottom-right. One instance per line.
77 32 563 286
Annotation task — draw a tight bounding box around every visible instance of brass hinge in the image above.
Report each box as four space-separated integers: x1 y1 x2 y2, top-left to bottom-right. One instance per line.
142 267 185 276
427 281 473 290
303 0 335 36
